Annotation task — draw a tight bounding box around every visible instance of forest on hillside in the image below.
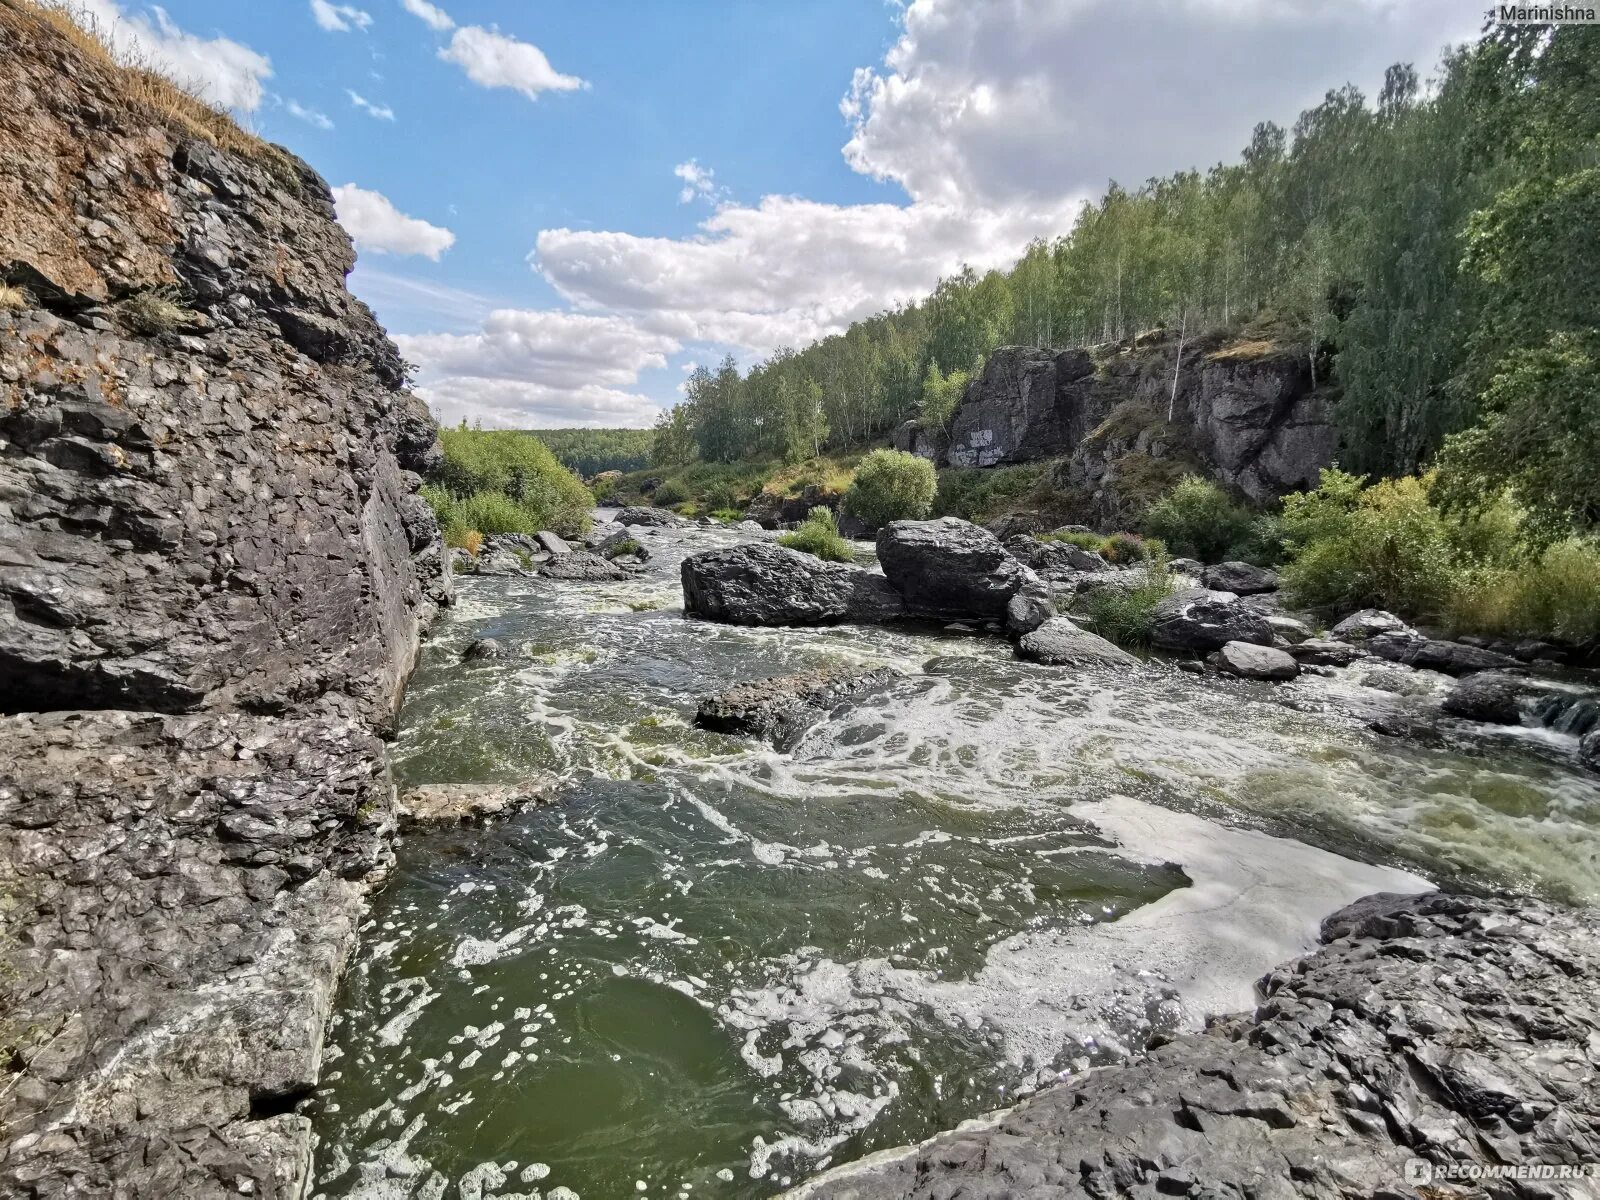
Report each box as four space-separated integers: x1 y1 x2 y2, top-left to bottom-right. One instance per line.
649 22 1597 537
529 427 654 476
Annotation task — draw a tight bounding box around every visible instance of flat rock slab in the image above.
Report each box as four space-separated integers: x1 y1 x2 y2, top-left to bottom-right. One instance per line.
788 892 1600 1199
1215 639 1299 680
541 550 629 581
682 543 903 627
1016 617 1138 668
1367 631 1520 676
398 779 561 825
697 668 902 748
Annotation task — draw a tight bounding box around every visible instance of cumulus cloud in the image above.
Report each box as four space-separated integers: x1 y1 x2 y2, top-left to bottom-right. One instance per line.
332 185 456 260
533 193 1079 355
439 25 585 100
285 99 333 130
398 309 678 428
310 0 372 33
673 159 727 206
400 0 455 32
842 0 1475 207
68 0 272 111
347 89 396 120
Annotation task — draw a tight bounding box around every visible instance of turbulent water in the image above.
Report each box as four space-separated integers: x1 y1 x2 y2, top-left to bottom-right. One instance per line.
311 520 1600 1200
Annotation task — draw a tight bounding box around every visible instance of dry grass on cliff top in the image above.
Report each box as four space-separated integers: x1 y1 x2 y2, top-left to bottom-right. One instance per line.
7 0 299 183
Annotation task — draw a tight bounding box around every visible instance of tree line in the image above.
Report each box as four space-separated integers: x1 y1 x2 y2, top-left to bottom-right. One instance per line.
529 428 655 477
649 22 1598 536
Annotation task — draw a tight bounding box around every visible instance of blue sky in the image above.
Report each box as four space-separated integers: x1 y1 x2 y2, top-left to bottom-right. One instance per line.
83 0 1478 428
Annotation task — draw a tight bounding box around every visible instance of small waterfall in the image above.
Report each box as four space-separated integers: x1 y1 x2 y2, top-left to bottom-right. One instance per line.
1530 692 1600 739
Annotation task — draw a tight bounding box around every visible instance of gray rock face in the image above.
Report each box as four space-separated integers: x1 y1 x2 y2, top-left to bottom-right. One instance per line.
890 418 948 463
682 543 903 627
534 530 571 554
1331 608 1416 642
1004 589 1055 638
1201 560 1279 595
541 550 629 581
1288 638 1366 667
946 347 1098 468
788 892 1599 1200
696 668 901 749
1367 632 1520 676
1149 589 1273 653
876 518 1037 621
1263 613 1312 644
0 18 447 1195
1215 640 1300 680
615 505 687 527
1016 618 1138 668
1008 535 1110 577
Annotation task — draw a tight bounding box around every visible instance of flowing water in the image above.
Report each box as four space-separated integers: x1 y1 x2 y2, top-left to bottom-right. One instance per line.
311 520 1600 1200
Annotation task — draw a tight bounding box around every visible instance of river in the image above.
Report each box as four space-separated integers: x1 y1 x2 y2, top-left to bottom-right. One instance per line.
310 519 1600 1199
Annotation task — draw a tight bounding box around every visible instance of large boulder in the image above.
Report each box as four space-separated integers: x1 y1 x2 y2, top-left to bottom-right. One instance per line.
616 505 687 528
541 550 629 581
1005 588 1056 637
681 543 903 627
1008 535 1110 577
1330 609 1416 643
1215 640 1300 681
1202 561 1279 595
1149 589 1273 653
877 517 1037 621
696 667 901 748
1366 632 1519 677
1017 618 1138 668
1441 672 1537 725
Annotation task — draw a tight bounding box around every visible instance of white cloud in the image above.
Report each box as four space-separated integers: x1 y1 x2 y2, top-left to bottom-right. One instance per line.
332 185 456 260
439 25 585 101
285 99 333 130
533 193 1079 356
843 0 1474 207
347 89 396 120
67 0 272 111
310 0 372 33
398 309 678 428
673 159 727 206
400 0 455 32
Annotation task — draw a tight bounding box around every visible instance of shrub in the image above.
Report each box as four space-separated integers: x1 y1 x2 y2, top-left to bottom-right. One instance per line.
609 538 644 558
455 491 537 535
704 483 739 512
1448 539 1600 644
1142 476 1254 562
462 531 484 558
119 288 190 335
710 508 744 522
1075 565 1178 648
651 480 690 506
846 449 938 526
1040 529 1107 551
437 428 592 537
0 283 26 311
778 508 854 562
934 463 1048 523
1102 532 1151 563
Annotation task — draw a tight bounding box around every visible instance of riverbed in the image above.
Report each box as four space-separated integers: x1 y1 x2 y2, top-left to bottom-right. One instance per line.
310 520 1600 1199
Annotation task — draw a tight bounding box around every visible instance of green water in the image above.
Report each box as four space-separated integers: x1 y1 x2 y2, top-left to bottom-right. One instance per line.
311 522 1600 1199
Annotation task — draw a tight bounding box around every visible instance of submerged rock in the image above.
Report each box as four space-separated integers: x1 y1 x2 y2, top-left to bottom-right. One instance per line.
1016 617 1138 669
789 891 1600 1200
877 517 1037 621
696 667 902 748
462 638 508 661
1148 589 1272 653
682 543 903 626
399 778 560 825
1215 640 1299 681
1288 638 1365 667
1201 561 1279 595
541 550 629 581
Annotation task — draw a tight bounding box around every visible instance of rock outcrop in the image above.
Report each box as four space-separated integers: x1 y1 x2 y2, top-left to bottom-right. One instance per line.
789 891 1600 1200
0 8 447 1194
1367 631 1520 677
876 518 1036 621
1149 589 1273 653
681 543 903 626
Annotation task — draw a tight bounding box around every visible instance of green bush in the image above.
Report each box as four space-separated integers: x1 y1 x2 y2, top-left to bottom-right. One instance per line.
436 428 592 537
651 480 690 506
845 449 938 527
1040 529 1106 551
1103 532 1151 563
1142 476 1254 563
1448 539 1600 644
778 508 854 562
710 508 744 522
1075 565 1178 648
422 485 544 548
933 463 1046 523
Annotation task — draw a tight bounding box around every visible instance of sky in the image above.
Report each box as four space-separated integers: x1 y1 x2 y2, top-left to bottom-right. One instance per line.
77 0 1481 429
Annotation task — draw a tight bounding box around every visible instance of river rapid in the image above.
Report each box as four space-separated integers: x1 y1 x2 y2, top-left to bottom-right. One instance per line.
310 519 1600 1200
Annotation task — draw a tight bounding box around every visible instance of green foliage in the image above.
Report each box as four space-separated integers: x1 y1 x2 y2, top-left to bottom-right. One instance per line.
435 428 592 537
710 508 744 522
778 508 854 562
1142 476 1254 562
1449 540 1600 645
1041 530 1107 551
918 362 970 433
1075 565 1178 649
845 449 938 526
650 480 690 507
609 538 643 558
1102 532 1151 563
422 486 550 547
530 428 654 476
934 463 1048 523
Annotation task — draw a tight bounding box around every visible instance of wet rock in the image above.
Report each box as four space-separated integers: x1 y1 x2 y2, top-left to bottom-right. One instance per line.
1214 640 1299 681
584 521 625 549
616 505 688 528
1331 608 1416 642
1167 557 1204 577
1149 589 1273 653
1442 671 1538 725
1201 561 1279 595
473 547 534 576
682 543 903 627
535 530 571 554
696 667 902 749
1016 617 1138 669
738 519 764 534
790 892 1599 1200
462 638 508 661
877 518 1037 621
1360 666 1437 696
1288 638 1365 667
541 550 629 581
1264 613 1313 644
1581 730 1600 772
589 526 649 562
1367 632 1519 676
399 779 560 825
1004 588 1056 638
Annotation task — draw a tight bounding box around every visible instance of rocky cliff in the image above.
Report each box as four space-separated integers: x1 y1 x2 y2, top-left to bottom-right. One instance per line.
0 4 449 1195
895 328 1338 525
